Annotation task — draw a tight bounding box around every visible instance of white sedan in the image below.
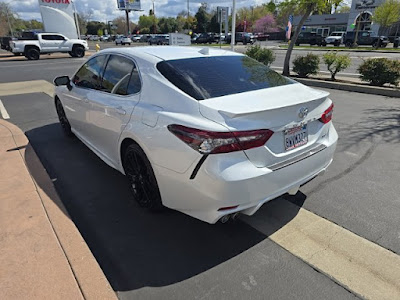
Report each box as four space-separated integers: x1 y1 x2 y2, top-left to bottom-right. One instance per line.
115 36 132 45
53 47 337 224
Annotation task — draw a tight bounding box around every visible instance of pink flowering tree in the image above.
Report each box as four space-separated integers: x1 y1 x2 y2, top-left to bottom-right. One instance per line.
254 14 278 33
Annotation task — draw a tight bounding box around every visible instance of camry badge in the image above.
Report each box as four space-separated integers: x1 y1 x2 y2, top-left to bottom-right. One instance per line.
298 107 309 119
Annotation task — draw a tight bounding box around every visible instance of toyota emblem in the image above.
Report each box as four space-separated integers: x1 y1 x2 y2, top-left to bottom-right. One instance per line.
298 107 309 119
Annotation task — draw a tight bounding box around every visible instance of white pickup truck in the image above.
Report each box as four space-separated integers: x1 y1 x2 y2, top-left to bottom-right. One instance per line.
11 32 89 60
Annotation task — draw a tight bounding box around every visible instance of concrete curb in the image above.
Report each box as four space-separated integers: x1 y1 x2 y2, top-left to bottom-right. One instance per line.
0 119 117 300
294 77 400 98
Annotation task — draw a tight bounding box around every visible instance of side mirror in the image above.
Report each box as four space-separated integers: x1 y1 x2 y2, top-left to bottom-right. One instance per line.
54 75 72 91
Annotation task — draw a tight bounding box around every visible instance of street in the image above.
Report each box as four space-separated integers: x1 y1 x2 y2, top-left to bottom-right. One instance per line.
1 54 400 299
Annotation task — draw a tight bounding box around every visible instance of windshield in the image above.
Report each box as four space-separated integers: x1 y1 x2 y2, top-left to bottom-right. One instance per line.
157 56 294 100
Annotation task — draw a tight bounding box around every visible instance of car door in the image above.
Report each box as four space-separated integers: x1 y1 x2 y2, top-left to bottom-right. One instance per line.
40 34 56 51
86 54 141 165
53 34 69 51
62 55 108 140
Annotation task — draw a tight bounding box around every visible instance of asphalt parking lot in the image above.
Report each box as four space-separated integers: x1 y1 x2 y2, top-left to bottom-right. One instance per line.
0 55 399 299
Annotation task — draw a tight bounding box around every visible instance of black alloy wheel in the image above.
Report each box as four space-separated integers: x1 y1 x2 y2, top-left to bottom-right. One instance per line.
27 48 40 60
72 46 85 58
123 143 164 211
55 99 73 137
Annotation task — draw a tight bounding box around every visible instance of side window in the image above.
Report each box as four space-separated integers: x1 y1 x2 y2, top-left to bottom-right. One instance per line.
101 55 140 95
127 66 141 94
53 35 65 40
73 55 107 90
41 35 53 40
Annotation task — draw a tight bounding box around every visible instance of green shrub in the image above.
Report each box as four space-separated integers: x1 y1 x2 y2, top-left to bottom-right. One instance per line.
293 53 320 78
245 45 275 66
358 58 400 86
322 52 351 81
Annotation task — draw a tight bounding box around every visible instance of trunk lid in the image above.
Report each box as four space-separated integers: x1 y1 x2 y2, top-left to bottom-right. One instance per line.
199 83 332 168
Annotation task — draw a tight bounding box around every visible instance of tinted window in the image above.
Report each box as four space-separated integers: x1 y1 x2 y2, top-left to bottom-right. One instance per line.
41 35 53 40
101 55 140 95
157 56 294 100
53 35 65 40
73 55 107 90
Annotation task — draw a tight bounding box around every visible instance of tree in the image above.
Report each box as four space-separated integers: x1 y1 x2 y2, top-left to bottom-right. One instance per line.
254 14 278 33
158 17 177 33
139 14 158 33
283 0 327 76
195 3 210 32
322 52 351 80
0 2 17 36
86 21 106 35
336 5 350 13
373 0 400 35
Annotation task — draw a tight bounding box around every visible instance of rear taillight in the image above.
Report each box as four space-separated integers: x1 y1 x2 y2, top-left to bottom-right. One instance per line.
167 124 274 154
319 103 334 124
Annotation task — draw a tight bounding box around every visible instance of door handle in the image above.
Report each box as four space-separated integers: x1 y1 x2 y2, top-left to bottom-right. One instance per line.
115 106 126 115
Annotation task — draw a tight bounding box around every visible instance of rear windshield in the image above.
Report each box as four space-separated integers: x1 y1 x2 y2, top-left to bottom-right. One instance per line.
157 56 294 100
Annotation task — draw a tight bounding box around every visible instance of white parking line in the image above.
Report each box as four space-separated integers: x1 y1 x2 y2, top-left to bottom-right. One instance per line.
0 99 10 119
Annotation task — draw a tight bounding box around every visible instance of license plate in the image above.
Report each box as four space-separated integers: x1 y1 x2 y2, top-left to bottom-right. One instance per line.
284 125 308 151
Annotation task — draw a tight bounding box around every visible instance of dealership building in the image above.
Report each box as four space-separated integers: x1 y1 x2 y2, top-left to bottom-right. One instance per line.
293 0 399 36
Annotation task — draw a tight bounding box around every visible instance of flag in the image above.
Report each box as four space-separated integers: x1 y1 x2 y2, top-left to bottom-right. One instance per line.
286 15 293 40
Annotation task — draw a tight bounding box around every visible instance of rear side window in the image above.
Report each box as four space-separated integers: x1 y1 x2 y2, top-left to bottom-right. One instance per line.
73 55 107 90
157 56 294 100
101 55 141 95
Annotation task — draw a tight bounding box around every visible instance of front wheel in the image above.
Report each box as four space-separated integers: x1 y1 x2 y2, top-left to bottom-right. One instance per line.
55 98 73 137
72 46 85 58
123 143 164 211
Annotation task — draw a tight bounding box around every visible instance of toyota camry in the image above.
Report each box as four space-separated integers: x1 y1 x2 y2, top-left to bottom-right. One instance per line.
54 46 337 224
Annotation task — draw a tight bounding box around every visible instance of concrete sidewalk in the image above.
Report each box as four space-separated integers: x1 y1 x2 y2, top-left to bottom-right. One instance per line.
0 120 116 300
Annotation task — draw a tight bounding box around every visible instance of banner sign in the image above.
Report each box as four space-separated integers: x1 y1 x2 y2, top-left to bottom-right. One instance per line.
38 0 78 39
117 0 141 11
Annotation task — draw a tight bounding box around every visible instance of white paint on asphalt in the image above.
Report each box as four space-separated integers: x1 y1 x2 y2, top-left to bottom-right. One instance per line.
0 99 10 119
243 200 400 300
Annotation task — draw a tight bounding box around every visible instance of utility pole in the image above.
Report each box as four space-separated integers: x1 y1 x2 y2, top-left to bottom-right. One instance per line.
231 0 236 51
152 0 156 34
125 10 130 36
187 0 189 20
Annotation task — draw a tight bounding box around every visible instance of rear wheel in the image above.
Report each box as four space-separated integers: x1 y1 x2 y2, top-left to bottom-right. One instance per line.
68 51 75 57
345 41 352 48
123 143 164 211
26 48 40 60
55 98 73 137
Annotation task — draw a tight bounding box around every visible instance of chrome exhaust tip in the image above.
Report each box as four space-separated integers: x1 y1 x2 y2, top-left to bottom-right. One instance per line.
231 212 240 221
220 215 230 224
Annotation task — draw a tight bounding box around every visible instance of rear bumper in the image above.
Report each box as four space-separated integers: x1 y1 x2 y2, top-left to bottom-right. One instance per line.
154 124 338 224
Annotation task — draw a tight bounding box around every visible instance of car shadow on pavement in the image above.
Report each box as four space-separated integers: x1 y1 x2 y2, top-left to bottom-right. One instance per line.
24 123 304 292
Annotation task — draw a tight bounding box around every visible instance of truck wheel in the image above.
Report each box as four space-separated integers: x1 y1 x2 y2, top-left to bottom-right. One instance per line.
68 51 75 57
72 46 85 58
26 48 40 60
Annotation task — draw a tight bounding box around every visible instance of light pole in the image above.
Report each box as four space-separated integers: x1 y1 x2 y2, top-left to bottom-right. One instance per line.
71 0 81 38
231 0 236 51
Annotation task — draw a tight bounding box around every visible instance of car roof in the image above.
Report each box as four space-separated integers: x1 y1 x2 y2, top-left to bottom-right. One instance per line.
99 46 243 61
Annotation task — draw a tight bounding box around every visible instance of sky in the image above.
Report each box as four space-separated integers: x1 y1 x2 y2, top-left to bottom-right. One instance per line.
1 0 270 23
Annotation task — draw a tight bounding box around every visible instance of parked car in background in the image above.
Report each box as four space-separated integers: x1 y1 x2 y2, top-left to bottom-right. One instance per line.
226 32 255 45
139 34 152 43
254 33 270 41
131 35 142 42
100 35 110 42
191 33 200 43
195 32 218 44
89 35 99 41
324 31 345 46
295 32 325 46
148 35 169 45
10 32 88 60
344 31 389 47
53 46 337 224
115 36 132 45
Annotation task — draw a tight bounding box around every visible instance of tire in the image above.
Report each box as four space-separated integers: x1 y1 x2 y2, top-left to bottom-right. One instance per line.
295 43 300 46
334 41 340 47
55 98 73 137
123 143 164 211
345 41 352 48
26 47 40 60
72 46 85 58
115 42 118 45
372 41 378 48
128 43 131 45
68 51 75 57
